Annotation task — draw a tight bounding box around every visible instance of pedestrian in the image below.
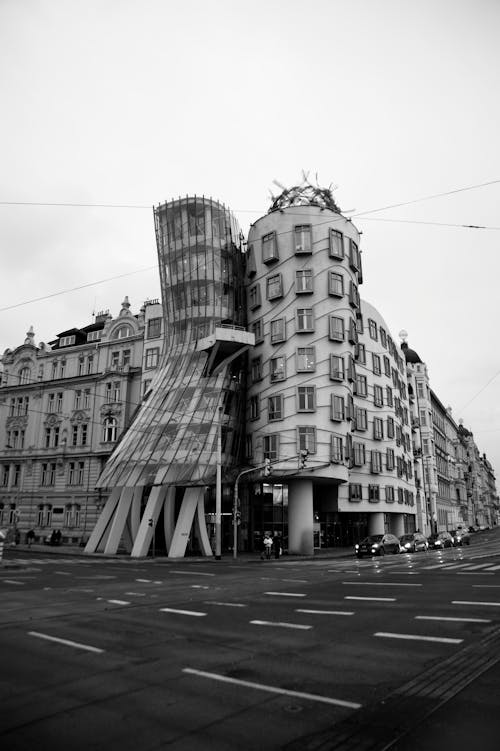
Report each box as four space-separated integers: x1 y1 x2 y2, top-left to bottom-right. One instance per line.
27 529 35 547
272 533 281 559
263 533 273 560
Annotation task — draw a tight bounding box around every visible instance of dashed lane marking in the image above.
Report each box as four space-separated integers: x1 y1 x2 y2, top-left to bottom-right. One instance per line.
342 581 422 587
204 601 247 607
182 667 362 708
375 632 463 645
415 615 491 623
345 596 396 602
169 570 215 577
452 600 500 607
1 579 25 585
250 620 312 630
263 591 306 597
160 607 207 617
29 631 104 653
296 609 354 616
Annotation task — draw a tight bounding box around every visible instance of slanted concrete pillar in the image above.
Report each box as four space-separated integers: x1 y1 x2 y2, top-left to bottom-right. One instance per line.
368 512 385 536
288 479 314 556
392 513 405 538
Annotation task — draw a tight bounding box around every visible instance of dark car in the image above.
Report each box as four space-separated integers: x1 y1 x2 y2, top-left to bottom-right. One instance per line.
355 534 400 557
450 529 470 546
399 532 428 553
427 531 454 550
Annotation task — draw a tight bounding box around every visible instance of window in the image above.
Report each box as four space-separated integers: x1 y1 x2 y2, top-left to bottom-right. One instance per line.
368 319 378 340
386 448 395 470
373 417 384 441
368 484 380 502
387 417 395 438
397 487 404 504
268 395 283 421
331 395 345 422
270 317 286 343
349 239 360 271
296 269 313 293
48 393 55 413
417 381 425 399
349 281 360 309
45 426 60 448
111 351 120 368
386 386 393 407
355 374 367 397
328 271 344 297
251 357 262 383
298 386 315 411
297 426 316 453
59 335 76 347
78 358 85 376
102 416 118 442
1 465 9 486
330 355 344 381
353 442 365 466
60 356 67 374
372 354 381 376
371 451 382 473
294 224 312 254
267 274 283 300
297 347 315 372
12 464 21 486
386 485 395 503
113 325 133 339
251 318 264 343
87 330 101 342
264 434 279 461
147 317 162 338
380 328 387 348
145 347 160 369
122 349 130 367
419 409 427 426
262 231 278 263
250 396 260 420
373 385 384 407
68 461 85 486
383 356 391 378
246 245 256 277
41 462 56 486
329 316 344 342
331 435 343 463
270 355 286 381
355 407 368 431
355 343 366 365
83 389 91 409
86 355 94 374
349 483 363 501
249 284 261 310
329 228 344 259
296 308 314 332
348 318 358 345
19 367 31 385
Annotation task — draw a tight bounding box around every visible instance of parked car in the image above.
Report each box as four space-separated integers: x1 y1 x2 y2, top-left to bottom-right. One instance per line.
399 532 428 553
450 529 470 546
427 531 454 550
354 534 401 557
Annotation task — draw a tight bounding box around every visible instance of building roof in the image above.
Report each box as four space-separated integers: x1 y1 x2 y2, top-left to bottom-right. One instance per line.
401 341 423 364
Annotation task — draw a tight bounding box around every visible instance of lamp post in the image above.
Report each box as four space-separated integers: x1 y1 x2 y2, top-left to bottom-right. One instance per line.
215 406 222 560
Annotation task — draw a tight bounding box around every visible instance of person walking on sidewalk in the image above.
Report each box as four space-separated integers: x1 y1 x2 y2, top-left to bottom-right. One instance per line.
263 533 273 560
272 533 281 559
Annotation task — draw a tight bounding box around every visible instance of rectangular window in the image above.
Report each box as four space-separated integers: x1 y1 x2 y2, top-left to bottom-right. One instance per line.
74 390 82 409
122 349 130 366
297 347 315 372
353 442 365 466
296 308 314 332
83 389 91 409
419 409 427 426
270 355 286 381
59 335 75 347
330 355 344 381
250 396 260 420
48 393 55 413
383 356 391 377
262 232 278 263
264 434 279 461
87 330 100 342
296 269 313 293
251 357 262 383
268 395 283 421
356 374 367 397
270 317 286 344
145 348 160 369
267 273 283 300
386 386 393 407
298 386 315 411
246 245 256 277
147 317 162 339
386 485 395 503
368 484 380 502
349 239 360 271
251 318 264 344
373 385 384 407
387 417 395 438
86 355 94 374
294 224 312 254
249 284 261 310
113 381 121 402
368 319 378 340
372 354 381 376
328 271 344 297
371 451 382 473
331 435 343 463
329 228 344 259
331 395 345 422
329 316 344 342
348 318 358 345
398 487 404 504
355 343 366 365
41 462 56 486
386 448 395 470
68 461 85 486
355 407 368 431
349 483 363 501
111 351 120 368
297 426 316 454
380 328 387 348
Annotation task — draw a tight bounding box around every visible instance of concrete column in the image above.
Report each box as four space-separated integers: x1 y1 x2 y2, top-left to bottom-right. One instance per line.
288 479 314 556
392 513 405 538
368 512 385 536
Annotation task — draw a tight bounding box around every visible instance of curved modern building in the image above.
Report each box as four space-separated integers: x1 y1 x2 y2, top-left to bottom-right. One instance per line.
244 185 416 554
85 197 253 557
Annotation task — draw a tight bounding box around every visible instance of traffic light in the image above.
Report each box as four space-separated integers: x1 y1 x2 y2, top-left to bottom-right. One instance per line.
264 458 272 476
299 449 309 469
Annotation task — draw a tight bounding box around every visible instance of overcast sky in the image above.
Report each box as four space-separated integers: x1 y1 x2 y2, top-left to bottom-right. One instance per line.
1 0 499 475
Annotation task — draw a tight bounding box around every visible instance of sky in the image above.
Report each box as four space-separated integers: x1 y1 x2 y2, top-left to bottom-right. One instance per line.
1 0 499 474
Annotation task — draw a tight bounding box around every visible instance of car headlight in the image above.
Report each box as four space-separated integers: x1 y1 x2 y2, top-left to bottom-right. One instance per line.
354 544 359 550
404 542 411 549
372 543 379 548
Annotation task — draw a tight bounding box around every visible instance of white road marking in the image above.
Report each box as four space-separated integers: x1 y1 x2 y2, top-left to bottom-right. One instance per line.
452 600 500 607
160 607 207 617
169 570 215 577
375 632 463 644
342 581 421 587
190 585 210 589
457 572 494 576
125 591 146 596
484 564 500 571
283 579 309 583
183 668 361 708
29 631 104 653
415 615 491 623
204 601 247 608
54 571 71 576
136 578 152 583
345 596 396 602
459 563 495 571
296 609 354 616
106 599 130 605
1 579 25 585
250 620 312 630
472 584 500 588
264 591 306 597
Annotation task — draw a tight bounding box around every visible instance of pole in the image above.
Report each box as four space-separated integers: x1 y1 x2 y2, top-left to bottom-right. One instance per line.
233 478 239 560
215 406 222 560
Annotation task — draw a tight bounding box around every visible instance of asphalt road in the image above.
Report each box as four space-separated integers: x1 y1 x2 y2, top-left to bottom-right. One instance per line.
1 530 500 750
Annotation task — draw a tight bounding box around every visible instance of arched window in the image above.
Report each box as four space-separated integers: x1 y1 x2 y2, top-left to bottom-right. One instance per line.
19 367 31 385
102 417 117 442
112 325 133 340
